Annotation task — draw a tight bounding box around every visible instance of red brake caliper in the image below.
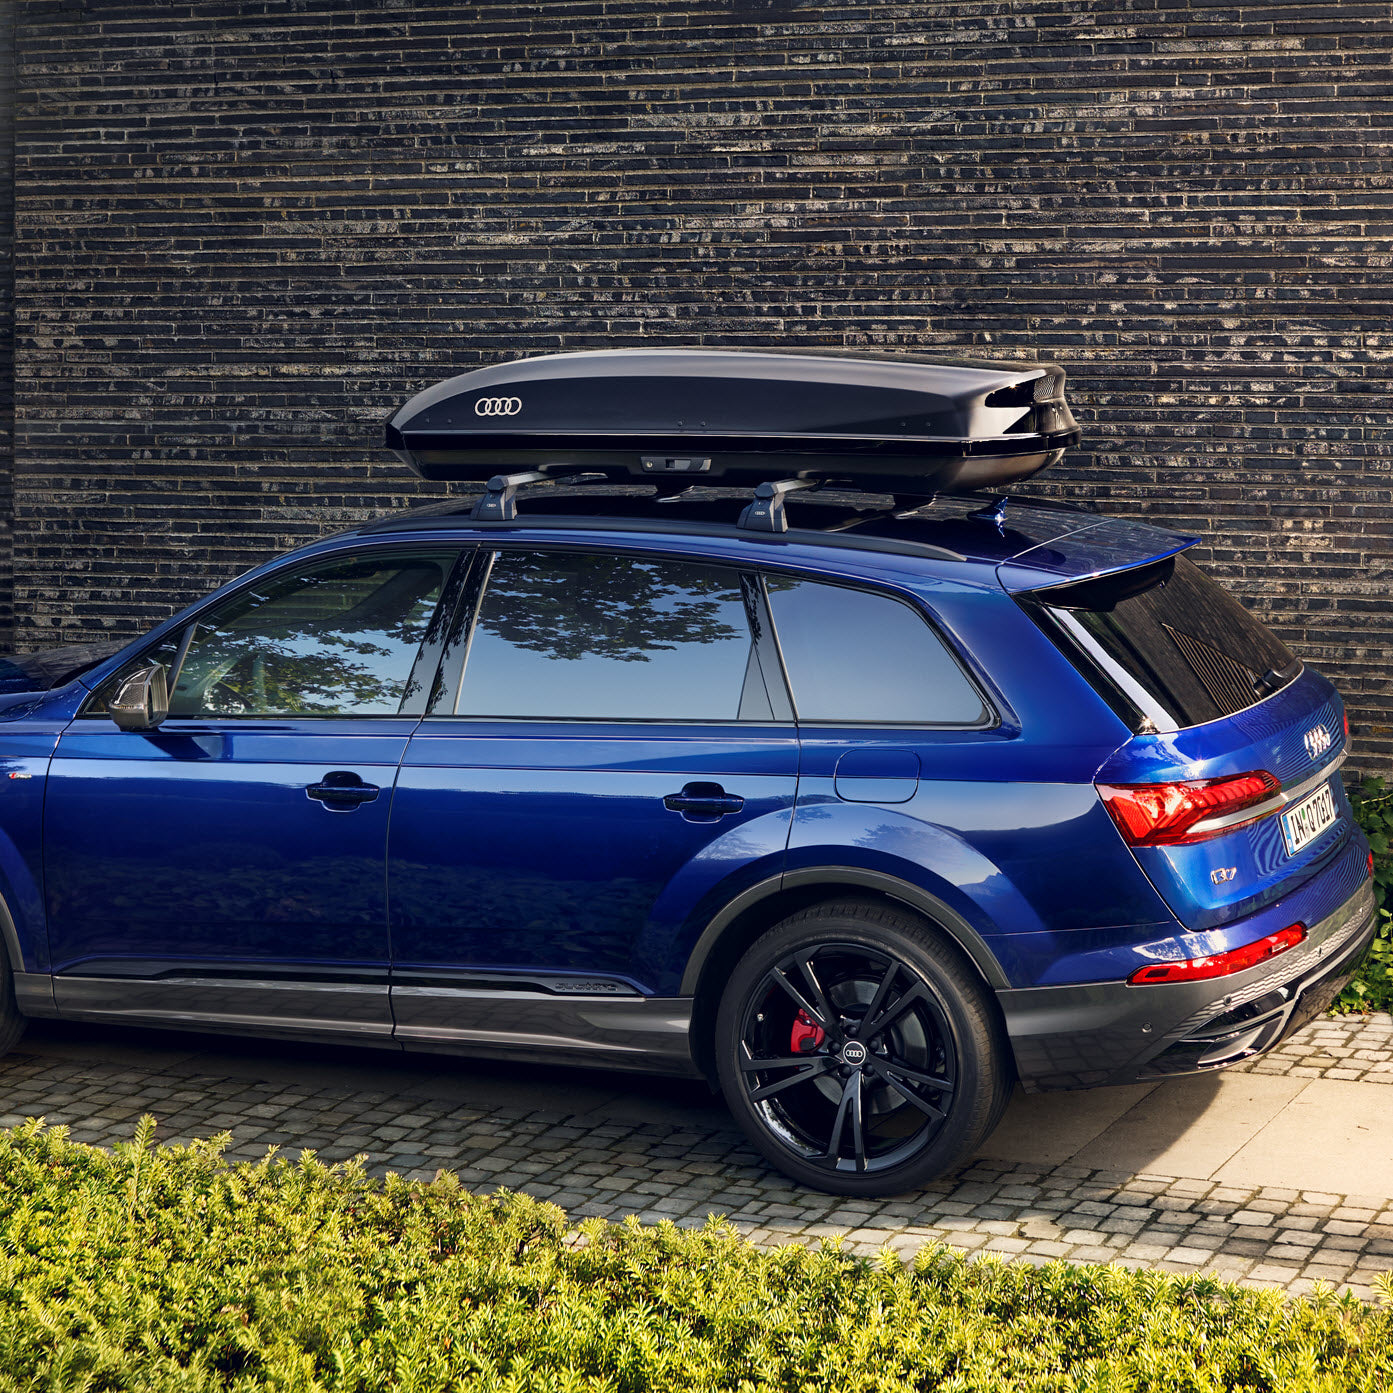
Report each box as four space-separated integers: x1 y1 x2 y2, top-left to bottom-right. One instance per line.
790 1008 826 1054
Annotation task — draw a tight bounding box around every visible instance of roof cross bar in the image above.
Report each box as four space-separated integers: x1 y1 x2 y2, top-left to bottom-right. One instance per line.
737 478 824 534
470 469 591 522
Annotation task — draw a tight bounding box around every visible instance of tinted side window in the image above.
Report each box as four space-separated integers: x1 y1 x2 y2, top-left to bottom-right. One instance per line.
164 551 452 718
765 577 989 726
453 551 772 721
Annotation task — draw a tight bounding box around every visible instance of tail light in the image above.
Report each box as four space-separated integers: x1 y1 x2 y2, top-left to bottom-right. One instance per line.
1128 923 1306 985
1097 771 1281 847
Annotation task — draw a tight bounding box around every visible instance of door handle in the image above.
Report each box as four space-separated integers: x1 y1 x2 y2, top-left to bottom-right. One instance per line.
663 782 745 821
306 772 381 811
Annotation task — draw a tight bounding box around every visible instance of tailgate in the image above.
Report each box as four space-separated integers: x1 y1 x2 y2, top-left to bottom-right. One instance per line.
1093 668 1353 929
1015 547 1359 931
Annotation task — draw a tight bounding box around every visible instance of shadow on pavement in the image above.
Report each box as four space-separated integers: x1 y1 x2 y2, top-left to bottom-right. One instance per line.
7 1017 1387 1300
24 1015 1236 1177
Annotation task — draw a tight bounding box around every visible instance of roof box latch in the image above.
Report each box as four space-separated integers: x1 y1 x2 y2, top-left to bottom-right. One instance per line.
737 478 822 534
641 455 712 475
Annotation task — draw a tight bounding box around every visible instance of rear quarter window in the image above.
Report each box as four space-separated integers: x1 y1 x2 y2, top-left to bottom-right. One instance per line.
1024 554 1300 732
763 576 990 726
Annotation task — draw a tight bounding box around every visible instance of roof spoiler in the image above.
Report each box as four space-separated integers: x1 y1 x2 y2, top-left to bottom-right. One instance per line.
384 348 1081 497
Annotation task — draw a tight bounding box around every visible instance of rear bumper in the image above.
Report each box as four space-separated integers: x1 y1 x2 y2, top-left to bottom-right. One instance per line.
1001 877 1377 1092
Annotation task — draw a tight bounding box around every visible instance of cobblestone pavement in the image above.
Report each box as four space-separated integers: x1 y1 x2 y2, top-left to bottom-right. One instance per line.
1 1014 1391 1302
1233 1010 1393 1086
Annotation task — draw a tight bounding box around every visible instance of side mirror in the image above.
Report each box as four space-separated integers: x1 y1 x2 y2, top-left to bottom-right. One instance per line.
109 664 169 732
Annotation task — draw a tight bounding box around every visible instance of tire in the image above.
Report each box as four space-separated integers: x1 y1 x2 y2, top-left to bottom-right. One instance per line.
714 898 1010 1196
0 952 25 1058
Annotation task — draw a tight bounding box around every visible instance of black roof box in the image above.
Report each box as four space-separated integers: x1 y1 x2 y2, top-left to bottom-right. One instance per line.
385 348 1080 495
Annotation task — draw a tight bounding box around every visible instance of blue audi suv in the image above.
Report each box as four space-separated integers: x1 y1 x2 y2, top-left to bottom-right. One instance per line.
0 349 1374 1195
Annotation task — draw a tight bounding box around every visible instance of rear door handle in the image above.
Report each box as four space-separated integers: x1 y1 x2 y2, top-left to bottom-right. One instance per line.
306 772 381 811
663 782 745 821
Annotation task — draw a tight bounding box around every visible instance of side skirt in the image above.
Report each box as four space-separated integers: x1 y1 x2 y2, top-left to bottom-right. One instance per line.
392 986 700 1077
48 976 395 1045
13 972 57 1017
22 973 701 1078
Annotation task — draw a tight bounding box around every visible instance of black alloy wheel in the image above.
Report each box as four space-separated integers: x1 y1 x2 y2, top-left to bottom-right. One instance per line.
715 899 1009 1196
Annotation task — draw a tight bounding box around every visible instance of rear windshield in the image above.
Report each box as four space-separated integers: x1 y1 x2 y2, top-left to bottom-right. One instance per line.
1024 554 1300 733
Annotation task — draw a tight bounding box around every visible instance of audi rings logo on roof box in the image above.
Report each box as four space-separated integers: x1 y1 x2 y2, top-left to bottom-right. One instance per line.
1304 725 1333 760
474 396 522 417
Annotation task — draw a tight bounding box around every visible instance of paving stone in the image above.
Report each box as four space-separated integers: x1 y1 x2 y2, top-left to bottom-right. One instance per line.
1320 1234 1370 1253
1061 1229 1109 1246
982 1236 1032 1254
1345 1195 1392 1213
1068 1245 1117 1264
1165 1246 1214 1265
2 1011 1392 1300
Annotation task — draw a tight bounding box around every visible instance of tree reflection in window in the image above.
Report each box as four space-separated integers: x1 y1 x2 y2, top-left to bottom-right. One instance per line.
169 554 451 718
458 551 760 721
478 551 744 661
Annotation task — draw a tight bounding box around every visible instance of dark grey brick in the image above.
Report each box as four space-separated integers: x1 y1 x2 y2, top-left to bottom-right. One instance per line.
4 0 1393 772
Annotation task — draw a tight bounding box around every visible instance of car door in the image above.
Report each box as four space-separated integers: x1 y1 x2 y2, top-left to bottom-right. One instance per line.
42 544 462 1040
387 544 799 1063
764 570 1004 897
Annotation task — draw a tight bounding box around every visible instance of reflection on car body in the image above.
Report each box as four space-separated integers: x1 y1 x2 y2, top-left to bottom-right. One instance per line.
0 349 1374 1195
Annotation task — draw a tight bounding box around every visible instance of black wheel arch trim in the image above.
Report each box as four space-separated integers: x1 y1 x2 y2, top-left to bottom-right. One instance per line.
0 891 24 977
0 890 53 1014
680 867 1010 995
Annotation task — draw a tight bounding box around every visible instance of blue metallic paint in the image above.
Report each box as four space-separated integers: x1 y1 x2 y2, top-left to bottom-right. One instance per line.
1094 669 1355 932
832 748 920 804
45 717 414 996
783 780 1178 986
0 683 86 973
390 720 797 996
1005 834 1370 988
0 499 1368 1098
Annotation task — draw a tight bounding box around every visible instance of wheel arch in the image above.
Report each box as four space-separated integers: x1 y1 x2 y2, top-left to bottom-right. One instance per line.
0 892 21 976
682 867 1010 1082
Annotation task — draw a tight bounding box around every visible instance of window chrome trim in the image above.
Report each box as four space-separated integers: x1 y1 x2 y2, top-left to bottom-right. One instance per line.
1183 752 1347 838
1050 607 1179 735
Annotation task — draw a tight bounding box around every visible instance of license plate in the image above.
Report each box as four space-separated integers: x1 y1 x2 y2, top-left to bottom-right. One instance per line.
1281 782 1338 856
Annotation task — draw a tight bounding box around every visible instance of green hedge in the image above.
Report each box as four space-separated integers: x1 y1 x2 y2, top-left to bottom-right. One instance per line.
1340 776 1393 1014
0 1119 1391 1392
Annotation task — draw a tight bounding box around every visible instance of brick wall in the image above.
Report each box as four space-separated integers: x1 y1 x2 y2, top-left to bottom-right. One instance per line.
0 0 14 648
10 0 1393 767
